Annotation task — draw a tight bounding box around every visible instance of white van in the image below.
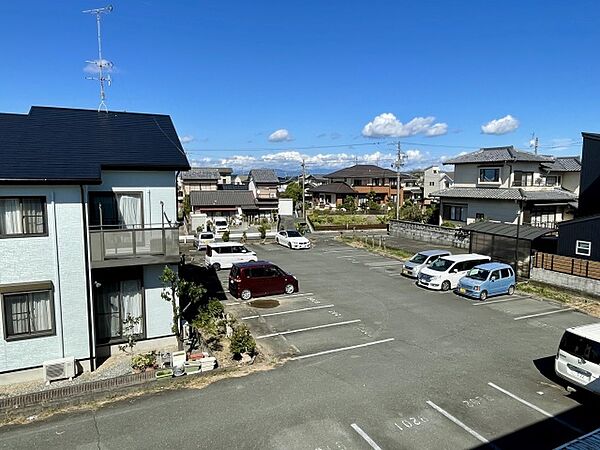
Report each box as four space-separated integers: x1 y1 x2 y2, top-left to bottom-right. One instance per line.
194 232 215 250
205 242 257 271
210 217 229 234
555 323 600 395
417 253 491 291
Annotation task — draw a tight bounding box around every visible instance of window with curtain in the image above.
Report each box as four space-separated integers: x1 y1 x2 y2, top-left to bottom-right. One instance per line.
479 168 500 183
0 197 46 237
89 192 142 228
3 290 54 339
95 278 144 344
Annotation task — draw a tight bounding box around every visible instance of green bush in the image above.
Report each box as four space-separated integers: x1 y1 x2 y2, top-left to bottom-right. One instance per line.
222 230 230 242
192 299 225 337
258 224 268 240
131 351 157 371
441 221 457 228
230 324 257 357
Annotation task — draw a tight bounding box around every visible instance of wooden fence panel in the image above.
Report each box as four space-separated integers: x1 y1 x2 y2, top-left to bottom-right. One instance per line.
534 252 600 280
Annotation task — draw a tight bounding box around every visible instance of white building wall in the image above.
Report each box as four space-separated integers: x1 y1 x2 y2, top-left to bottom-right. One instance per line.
465 199 520 224
143 264 175 339
0 186 89 373
561 172 580 195
88 171 178 225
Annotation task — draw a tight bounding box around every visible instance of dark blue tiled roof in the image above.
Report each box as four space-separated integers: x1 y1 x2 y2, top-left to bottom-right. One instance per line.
0 106 190 184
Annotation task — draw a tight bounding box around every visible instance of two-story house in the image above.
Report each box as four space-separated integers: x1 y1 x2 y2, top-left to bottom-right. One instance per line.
248 169 279 219
431 146 580 227
423 165 453 203
323 164 405 207
0 106 189 382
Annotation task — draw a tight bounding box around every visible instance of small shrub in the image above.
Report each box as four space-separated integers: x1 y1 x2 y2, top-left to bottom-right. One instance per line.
230 324 257 357
258 224 268 240
241 231 247 243
441 221 457 228
222 230 230 242
131 351 157 371
196 224 204 233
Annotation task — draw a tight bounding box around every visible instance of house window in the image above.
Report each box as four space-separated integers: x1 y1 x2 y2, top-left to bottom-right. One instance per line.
429 182 435 186
576 240 591 257
442 204 467 222
545 175 561 187
95 275 144 344
353 179 362 186
89 192 143 228
513 171 533 187
479 168 500 183
0 197 47 237
475 213 485 221
2 287 54 340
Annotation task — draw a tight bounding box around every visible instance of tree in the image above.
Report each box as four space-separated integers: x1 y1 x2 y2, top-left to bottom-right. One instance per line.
366 190 380 213
282 181 303 205
400 200 425 222
182 195 192 219
160 266 206 350
341 195 357 213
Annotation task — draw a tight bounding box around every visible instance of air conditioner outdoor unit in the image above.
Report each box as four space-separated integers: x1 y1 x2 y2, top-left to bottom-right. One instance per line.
43 356 76 384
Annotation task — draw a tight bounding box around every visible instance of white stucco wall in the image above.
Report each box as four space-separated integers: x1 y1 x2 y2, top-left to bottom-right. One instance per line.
143 264 175 339
465 199 520 224
88 171 178 225
0 186 89 373
560 172 580 195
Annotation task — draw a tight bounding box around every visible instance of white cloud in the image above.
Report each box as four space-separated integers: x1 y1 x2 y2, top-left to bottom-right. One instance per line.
361 113 448 138
219 155 257 167
481 115 519 135
179 135 195 145
83 59 114 74
405 149 424 162
268 129 292 142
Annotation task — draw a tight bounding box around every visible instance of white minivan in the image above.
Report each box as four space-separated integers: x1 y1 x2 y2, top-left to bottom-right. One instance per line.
210 217 230 234
555 323 600 395
417 253 491 291
205 242 257 271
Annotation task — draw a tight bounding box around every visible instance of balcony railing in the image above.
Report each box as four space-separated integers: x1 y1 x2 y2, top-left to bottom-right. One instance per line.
524 221 556 229
90 224 180 267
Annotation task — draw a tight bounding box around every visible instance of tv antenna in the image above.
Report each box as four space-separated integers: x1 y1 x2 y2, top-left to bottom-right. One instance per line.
83 5 114 112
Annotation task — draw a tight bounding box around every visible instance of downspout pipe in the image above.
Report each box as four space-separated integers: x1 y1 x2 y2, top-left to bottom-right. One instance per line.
80 185 96 371
51 191 66 359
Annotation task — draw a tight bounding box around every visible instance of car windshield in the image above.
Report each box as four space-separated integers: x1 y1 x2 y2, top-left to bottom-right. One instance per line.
216 220 227 226
287 230 302 238
429 258 453 272
467 268 490 281
409 253 428 264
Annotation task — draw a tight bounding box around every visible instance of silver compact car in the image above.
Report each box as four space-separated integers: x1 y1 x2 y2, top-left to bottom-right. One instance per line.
402 249 451 278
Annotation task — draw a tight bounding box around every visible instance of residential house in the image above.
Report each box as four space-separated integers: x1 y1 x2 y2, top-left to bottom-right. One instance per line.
557 133 600 261
307 182 358 209
423 165 453 203
323 164 405 206
401 176 424 203
0 106 189 381
248 169 279 219
189 190 258 219
432 146 580 227
180 168 220 195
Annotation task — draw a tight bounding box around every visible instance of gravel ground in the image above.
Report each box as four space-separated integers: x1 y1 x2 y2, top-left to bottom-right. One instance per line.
0 354 134 399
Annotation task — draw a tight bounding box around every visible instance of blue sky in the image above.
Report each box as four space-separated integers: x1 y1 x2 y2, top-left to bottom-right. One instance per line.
1 1 598 173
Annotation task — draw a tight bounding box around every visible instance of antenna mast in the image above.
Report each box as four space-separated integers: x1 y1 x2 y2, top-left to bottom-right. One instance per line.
530 132 539 155
83 5 114 112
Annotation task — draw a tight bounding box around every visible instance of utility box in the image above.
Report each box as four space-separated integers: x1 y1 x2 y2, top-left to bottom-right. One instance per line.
278 198 293 216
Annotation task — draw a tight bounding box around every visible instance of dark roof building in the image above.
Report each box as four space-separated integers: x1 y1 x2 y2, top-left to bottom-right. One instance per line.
324 164 399 179
540 156 582 172
431 187 577 202
445 146 554 165
181 168 221 181
0 106 190 184
189 190 257 210
579 133 600 217
557 215 600 261
307 182 357 194
249 169 278 184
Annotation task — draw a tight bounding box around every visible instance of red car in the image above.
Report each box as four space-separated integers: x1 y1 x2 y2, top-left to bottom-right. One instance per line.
228 261 299 300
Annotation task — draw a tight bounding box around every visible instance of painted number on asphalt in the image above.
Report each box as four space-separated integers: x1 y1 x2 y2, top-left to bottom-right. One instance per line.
462 394 494 408
394 416 429 431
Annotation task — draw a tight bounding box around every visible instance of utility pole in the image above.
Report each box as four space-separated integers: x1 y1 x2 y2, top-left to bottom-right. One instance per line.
301 158 306 220
392 142 405 220
530 133 539 155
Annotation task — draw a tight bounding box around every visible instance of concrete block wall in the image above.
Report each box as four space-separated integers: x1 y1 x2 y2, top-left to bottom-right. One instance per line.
531 267 600 297
389 220 469 249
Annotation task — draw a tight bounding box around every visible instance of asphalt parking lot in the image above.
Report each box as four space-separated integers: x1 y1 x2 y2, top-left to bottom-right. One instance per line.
217 235 600 449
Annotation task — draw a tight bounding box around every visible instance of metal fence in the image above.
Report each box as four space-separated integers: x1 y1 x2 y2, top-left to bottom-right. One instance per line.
533 252 600 280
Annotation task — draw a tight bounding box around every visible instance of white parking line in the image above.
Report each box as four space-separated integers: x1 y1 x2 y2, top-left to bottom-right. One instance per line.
513 308 575 321
241 304 335 320
337 255 357 259
351 423 382 450
259 292 315 301
472 297 529 306
487 382 583 433
364 261 403 266
255 319 361 339
426 400 495 447
323 249 361 254
289 338 395 360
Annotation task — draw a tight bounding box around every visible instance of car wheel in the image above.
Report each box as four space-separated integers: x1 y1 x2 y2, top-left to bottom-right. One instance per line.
284 284 295 294
480 290 488 301
212 262 221 271
288 243 292 249
241 289 252 301
441 280 451 291
276 238 280 245
508 285 515 295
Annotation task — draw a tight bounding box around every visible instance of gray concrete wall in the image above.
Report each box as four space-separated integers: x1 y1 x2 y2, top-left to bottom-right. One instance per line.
389 220 469 249
531 267 600 297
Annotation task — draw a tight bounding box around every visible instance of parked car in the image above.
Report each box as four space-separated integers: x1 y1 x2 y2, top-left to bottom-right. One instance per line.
276 230 311 249
402 250 451 278
417 253 491 291
555 323 600 395
205 242 257 270
455 262 515 301
209 216 229 234
194 231 215 250
229 260 299 300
